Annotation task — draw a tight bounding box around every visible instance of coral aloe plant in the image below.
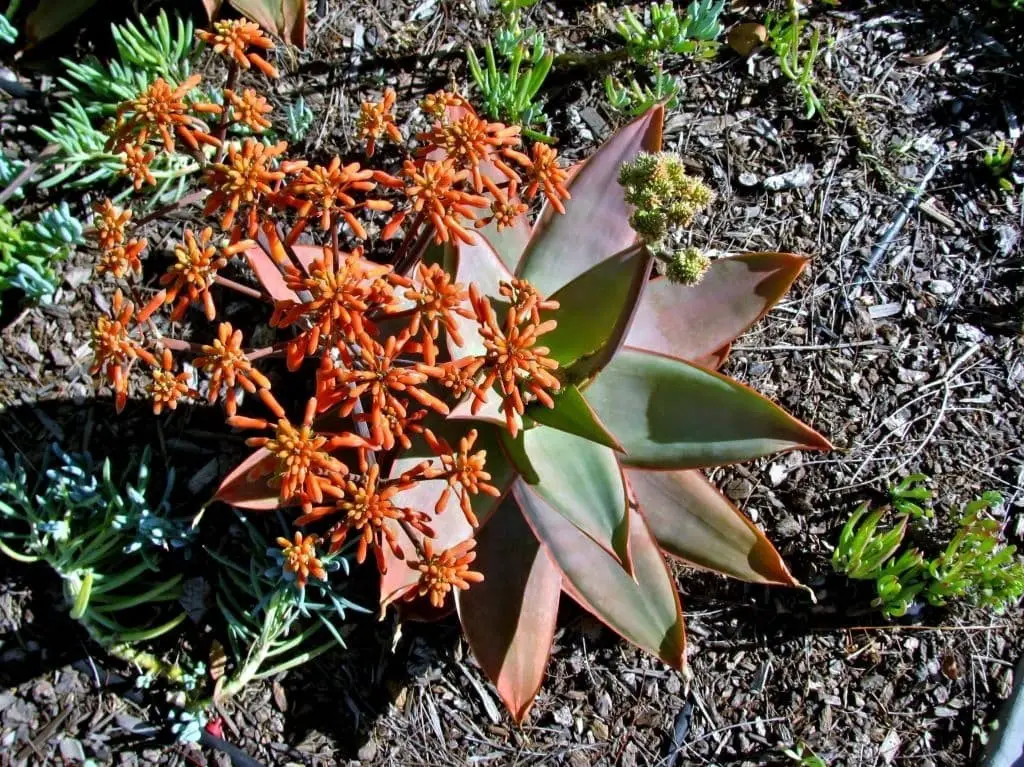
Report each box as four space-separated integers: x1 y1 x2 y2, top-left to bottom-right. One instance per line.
210 104 829 721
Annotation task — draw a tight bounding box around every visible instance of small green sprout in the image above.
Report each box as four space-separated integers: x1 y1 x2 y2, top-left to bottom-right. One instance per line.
285 95 316 143
616 0 725 64
0 446 192 647
983 141 1016 192
833 481 1024 618
783 742 829 767
605 0 724 116
604 64 682 116
666 246 711 285
466 33 554 141
889 473 933 519
765 7 830 124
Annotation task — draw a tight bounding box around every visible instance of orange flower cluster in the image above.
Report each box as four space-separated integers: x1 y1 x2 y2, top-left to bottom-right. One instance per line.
91 199 148 279
86 27 581 606
276 532 328 588
356 87 403 157
197 20 279 78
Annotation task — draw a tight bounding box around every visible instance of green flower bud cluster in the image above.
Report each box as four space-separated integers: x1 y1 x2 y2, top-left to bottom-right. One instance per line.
665 246 711 286
618 151 715 246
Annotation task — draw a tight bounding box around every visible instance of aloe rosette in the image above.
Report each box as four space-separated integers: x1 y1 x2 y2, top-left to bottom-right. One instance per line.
217 105 829 722
384 105 827 720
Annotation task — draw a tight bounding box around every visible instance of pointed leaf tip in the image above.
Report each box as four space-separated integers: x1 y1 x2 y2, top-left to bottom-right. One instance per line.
626 467 800 587
517 106 664 297
458 498 561 724
585 347 831 470
515 480 685 669
627 252 809 366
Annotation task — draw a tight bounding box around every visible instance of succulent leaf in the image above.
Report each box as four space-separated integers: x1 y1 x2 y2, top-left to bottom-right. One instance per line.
380 454 475 609
584 346 831 469
521 426 632 571
513 480 686 669
516 106 664 296
527 384 623 452
213 448 281 510
626 252 808 367
625 467 799 586
457 497 561 724
450 231 516 359
244 245 298 303
541 242 651 373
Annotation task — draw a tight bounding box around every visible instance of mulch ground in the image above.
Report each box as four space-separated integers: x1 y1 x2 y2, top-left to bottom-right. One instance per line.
1 1 1023 765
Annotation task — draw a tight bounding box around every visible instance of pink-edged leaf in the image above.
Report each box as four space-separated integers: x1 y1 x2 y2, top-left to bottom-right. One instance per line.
694 342 731 371
291 244 323 275
229 0 307 47
541 242 651 373
625 467 799 586
380 454 473 609
526 384 623 452
457 497 561 724
627 252 808 364
584 347 831 470
450 234 516 360
213 448 280 510
516 105 664 297
380 428 515 609
244 246 297 303
514 480 686 669
522 425 632 573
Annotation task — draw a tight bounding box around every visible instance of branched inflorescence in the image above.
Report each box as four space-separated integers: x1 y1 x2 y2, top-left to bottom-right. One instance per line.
86 21 572 605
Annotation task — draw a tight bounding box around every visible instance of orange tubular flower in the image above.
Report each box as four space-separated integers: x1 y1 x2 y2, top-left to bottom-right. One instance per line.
271 250 397 369
193 322 271 416
284 158 395 242
148 348 193 415
522 142 571 214
225 88 273 133
96 239 148 279
317 330 449 450
402 262 474 364
160 227 253 322
477 178 529 232
470 282 561 437
499 277 560 325
203 139 291 238
121 143 157 189
418 111 523 193
421 428 499 526
89 289 161 413
428 357 488 402
301 464 432 570
277 532 328 588
406 539 484 609
401 159 489 245
197 20 278 78
420 90 467 120
228 395 367 511
356 87 403 157
110 75 221 154
91 199 132 251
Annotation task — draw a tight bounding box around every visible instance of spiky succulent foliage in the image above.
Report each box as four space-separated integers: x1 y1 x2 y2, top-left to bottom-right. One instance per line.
216 106 830 721
0 202 84 306
33 11 202 202
0 445 192 647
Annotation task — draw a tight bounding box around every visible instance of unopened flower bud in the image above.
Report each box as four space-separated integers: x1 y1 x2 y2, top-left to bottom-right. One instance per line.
666 247 710 286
